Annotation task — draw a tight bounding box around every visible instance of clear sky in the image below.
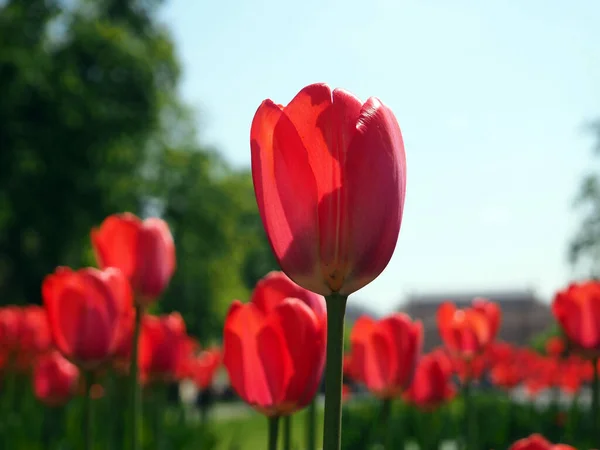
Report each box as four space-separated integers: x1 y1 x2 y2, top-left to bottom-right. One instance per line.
161 0 599 314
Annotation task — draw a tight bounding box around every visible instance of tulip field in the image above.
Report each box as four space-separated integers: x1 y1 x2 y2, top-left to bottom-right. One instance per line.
2 81 600 450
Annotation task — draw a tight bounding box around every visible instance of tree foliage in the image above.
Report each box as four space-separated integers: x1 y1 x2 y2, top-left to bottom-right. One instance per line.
569 122 600 277
0 0 276 340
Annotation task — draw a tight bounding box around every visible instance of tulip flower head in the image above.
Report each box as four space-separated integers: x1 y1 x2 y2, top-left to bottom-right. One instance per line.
251 83 406 296
190 348 222 390
33 350 79 407
0 306 22 366
139 312 193 383
349 313 422 398
223 296 325 416
507 434 576 450
42 267 133 370
437 301 495 359
545 336 566 358
92 213 176 306
471 297 501 341
552 281 600 356
404 349 455 411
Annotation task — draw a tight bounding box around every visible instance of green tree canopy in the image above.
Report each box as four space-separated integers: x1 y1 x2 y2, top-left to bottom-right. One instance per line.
0 0 276 340
569 122 600 277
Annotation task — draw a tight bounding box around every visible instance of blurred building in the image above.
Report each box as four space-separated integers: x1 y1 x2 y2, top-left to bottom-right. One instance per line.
346 300 381 325
399 289 554 351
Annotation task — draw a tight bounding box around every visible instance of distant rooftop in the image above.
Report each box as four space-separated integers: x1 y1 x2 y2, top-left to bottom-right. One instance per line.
403 288 541 306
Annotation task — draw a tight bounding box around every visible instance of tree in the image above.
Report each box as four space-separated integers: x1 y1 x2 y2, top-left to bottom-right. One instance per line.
0 0 175 305
569 121 600 277
0 0 277 340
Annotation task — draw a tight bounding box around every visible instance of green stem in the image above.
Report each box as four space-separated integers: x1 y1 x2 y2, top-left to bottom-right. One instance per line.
282 415 292 450
305 400 316 450
463 379 476 450
154 384 166 450
380 398 393 450
593 357 599 447
130 304 144 450
2 370 16 448
322 294 348 450
268 416 280 450
84 372 95 450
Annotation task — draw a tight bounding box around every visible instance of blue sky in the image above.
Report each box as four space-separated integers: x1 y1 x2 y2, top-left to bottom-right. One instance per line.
161 0 599 313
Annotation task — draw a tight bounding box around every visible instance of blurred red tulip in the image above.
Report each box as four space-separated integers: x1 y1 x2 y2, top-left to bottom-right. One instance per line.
223 297 324 416
343 354 356 379
251 83 406 296
404 349 455 410
15 306 53 371
342 384 351 403
553 281 600 355
490 361 522 390
349 313 422 398
251 271 326 320
546 336 566 358
139 312 192 382
190 348 221 390
92 213 176 305
0 306 22 366
437 301 493 359
250 271 327 394
33 351 79 407
507 434 575 450
472 297 501 341
42 267 133 370
451 352 488 383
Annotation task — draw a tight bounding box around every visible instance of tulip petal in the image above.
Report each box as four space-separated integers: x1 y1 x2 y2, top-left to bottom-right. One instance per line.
251 99 326 294
251 271 326 320
257 314 294 409
91 214 141 278
223 302 273 409
381 314 422 389
268 298 322 408
340 98 406 294
134 219 176 298
284 87 362 282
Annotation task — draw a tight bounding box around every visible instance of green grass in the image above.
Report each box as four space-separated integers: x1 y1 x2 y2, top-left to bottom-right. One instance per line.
212 408 324 450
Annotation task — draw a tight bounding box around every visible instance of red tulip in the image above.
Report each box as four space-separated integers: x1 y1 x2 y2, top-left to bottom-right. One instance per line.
139 312 192 382
404 349 455 410
343 354 356 379
451 352 488 383
552 281 600 354
490 361 522 390
42 267 133 369
92 213 176 305
342 384 352 402
557 357 585 394
223 297 325 416
33 351 79 407
251 271 326 320
15 306 53 371
507 434 576 450
0 306 22 365
190 348 222 390
546 336 566 358
349 313 422 398
437 301 493 358
251 83 406 296
472 298 501 341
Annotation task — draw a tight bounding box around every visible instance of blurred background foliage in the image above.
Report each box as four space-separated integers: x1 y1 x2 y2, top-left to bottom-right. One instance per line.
570 121 600 279
0 0 277 341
